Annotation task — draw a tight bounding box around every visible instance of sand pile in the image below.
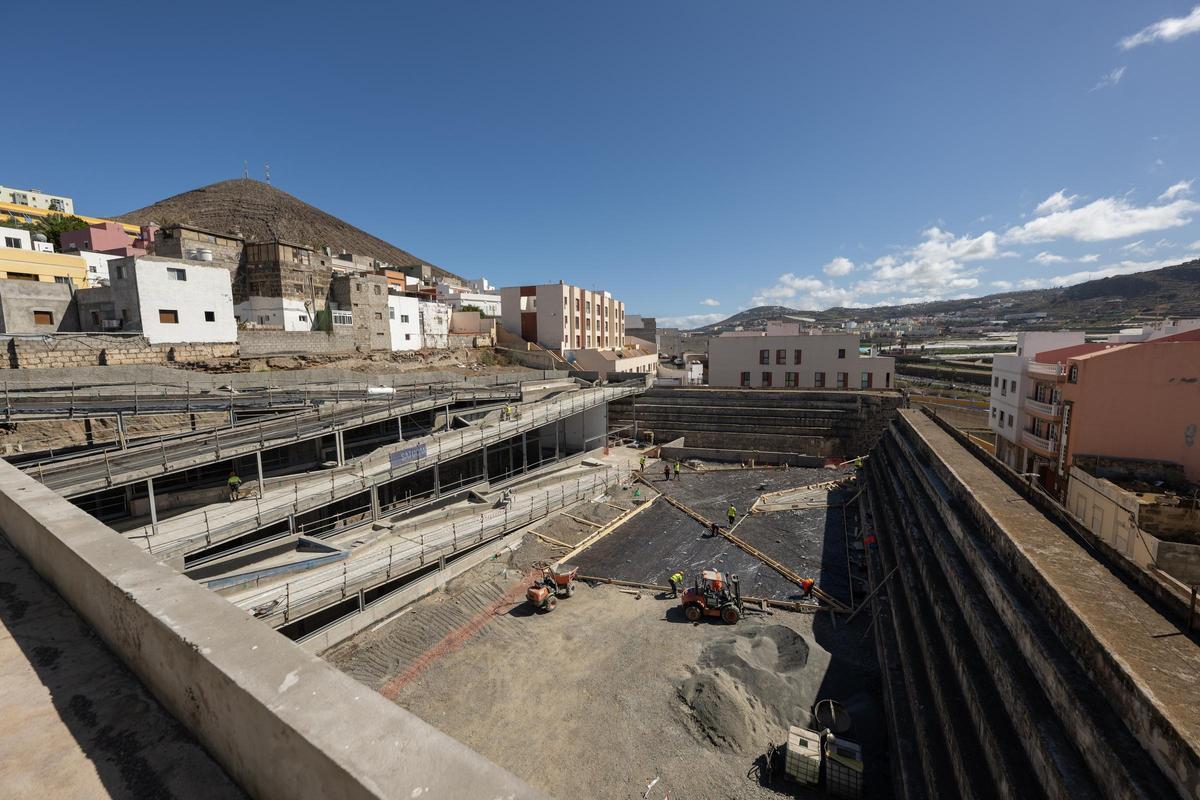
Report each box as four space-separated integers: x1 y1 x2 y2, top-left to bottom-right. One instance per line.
678 625 831 753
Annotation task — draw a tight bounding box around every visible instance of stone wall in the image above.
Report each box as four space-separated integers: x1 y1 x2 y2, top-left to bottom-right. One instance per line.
0 335 238 369
238 329 359 357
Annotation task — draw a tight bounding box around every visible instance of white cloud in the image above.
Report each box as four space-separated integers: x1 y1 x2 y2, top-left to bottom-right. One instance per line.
990 280 1014 291
1035 190 1078 216
656 312 725 329
1191 240 1200 250
750 273 865 309
1078 254 1100 263
700 298 720 307
1091 66 1126 91
822 257 854 277
1033 251 1068 264
1120 239 1147 253
1159 180 1194 201
871 255 897 268
1002 195 1200 244
1120 5 1200 50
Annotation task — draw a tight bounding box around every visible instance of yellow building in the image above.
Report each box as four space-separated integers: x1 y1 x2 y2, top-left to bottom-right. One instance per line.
0 201 141 236
0 248 90 286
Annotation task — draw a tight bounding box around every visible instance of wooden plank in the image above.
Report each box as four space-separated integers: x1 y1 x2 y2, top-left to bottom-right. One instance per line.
562 512 602 528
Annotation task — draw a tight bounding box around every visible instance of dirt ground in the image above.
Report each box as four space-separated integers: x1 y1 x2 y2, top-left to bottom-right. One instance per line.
326 468 892 800
0 411 228 457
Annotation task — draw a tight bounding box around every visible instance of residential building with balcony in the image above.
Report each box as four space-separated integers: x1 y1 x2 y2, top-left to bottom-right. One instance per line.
0 227 89 287
435 279 501 317
75 256 236 344
0 185 73 214
708 323 894 389
988 331 1086 473
59 222 154 258
500 282 626 356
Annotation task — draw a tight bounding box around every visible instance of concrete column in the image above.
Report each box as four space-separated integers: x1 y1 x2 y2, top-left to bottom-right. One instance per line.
482 445 489 483
397 414 403 442
521 432 528 473
256 451 266 497
555 420 561 461
147 477 158 534
433 463 441 498
370 484 380 521
335 430 345 466
115 412 128 450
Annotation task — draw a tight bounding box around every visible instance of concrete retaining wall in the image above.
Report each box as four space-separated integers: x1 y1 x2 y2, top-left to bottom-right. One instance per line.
658 444 825 467
0 459 543 799
0 335 238 369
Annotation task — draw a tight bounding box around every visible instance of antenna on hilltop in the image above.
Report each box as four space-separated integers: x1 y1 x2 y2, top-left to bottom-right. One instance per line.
242 160 248 179
264 162 271 184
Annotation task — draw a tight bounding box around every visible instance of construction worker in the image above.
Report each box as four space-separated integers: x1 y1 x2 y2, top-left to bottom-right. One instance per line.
709 521 720 538
227 471 242 502
663 463 671 482
800 577 815 598
853 456 864 469
669 571 685 598
727 504 737 527
673 460 681 480
640 454 646 472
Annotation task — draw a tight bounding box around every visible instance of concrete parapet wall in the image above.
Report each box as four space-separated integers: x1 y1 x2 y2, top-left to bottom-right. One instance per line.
0 459 543 800
658 445 825 467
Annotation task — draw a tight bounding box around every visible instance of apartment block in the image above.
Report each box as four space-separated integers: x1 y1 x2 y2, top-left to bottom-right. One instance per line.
59 222 151 258
0 185 73 214
708 324 893 389
75 256 236 344
235 240 329 330
329 273 391 351
0 226 89 287
500 282 625 354
387 294 421 351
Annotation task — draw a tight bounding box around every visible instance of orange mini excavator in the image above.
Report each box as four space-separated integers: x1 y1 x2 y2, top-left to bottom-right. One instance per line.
526 564 580 612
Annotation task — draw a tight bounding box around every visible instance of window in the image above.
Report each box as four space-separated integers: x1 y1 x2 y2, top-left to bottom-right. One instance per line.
837 348 846 359
333 311 353 326
836 372 848 388
298 315 308 323
1000 381 1007 396
740 371 751 387
999 410 1005 424
814 371 826 387
785 372 798 387
1008 415 1014 428
166 268 187 281
991 407 997 418
405 333 412 341
373 285 381 295
885 372 891 388
994 377 999 387
1010 379 1016 392
388 307 396 320
91 311 101 325
861 371 873 389
776 349 786 364
112 265 126 280
54 276 72 286
3 236 19 248
32 310 54 325
794 349 802 365
159 309 179 324
204 311 215 322
1068 365 1078 383
401 314 410 323
759 349 770 365
374 312 383 320
761 372 773 387
121 308 130 322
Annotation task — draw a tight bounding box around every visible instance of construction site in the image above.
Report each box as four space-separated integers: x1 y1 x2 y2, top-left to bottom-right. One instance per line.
1 371 1198 800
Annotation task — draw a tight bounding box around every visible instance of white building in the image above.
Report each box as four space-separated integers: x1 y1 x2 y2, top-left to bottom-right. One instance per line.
1 225 55 253
388 294 422 351
435 279 501 317
499 281 626 355
987 331 1086 471
75 250 122 285
571 337 657 375
235 296 314 331
1106 319 1200 343
419 301 452 349
75 256 237 344
708 323 894 389
1 186 74 215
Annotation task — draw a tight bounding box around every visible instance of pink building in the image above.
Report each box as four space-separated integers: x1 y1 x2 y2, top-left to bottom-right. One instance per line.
1021 331 1200 492
60 222 155 257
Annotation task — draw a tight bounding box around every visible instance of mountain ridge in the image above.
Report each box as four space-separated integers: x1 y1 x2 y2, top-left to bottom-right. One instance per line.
115 178 464 282
689 259 1200 332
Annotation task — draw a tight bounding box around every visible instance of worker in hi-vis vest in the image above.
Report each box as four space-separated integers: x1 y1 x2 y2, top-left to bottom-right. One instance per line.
227 471 243 502
669 571 685 597
727 504 737 526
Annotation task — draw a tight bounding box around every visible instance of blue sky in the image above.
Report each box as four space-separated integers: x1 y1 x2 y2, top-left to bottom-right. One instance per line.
11 2 1200 325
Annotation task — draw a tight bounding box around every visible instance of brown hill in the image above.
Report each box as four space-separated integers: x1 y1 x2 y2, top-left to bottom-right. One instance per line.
115 178 462 281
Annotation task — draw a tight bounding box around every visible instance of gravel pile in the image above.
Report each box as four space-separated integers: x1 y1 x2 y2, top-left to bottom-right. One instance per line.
678 624 831 753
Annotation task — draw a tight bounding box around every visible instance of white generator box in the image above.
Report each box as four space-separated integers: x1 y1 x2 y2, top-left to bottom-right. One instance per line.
784 725 822 786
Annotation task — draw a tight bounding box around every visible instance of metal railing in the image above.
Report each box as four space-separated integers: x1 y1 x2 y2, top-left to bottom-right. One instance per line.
133 382 643 557
235 463 630 625
1025 362 1064 378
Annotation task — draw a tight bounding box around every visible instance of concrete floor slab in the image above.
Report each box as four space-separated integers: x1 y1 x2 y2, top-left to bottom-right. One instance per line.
0 537 243 800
